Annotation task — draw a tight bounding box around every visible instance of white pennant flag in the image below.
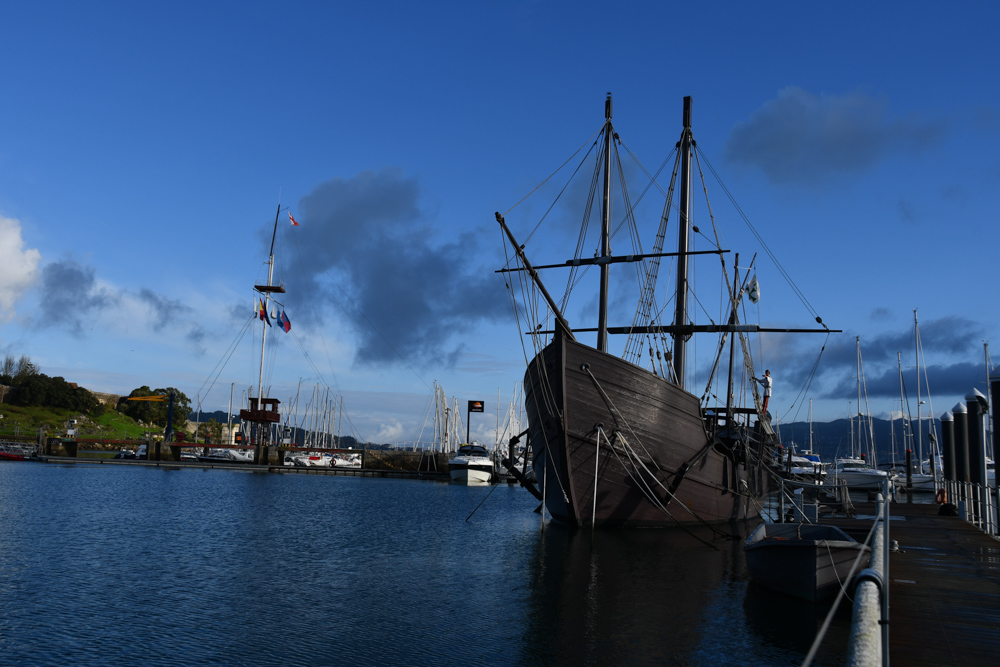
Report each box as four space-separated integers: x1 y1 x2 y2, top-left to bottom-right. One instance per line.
747 276 760 304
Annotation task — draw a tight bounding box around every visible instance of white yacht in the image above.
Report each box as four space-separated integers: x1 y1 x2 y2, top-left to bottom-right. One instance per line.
448 444 494 484
831 457 892 490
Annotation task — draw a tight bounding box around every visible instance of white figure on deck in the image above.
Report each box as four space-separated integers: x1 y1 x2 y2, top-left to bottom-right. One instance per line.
755 369 772 415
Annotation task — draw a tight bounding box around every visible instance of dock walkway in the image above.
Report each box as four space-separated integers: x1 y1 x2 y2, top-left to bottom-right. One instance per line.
827 501 1000 666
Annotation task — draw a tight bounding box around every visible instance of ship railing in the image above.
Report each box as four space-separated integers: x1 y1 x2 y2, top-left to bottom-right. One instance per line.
802 476 890 667
0 441 38 456
771 473 851 524
940 478 999 537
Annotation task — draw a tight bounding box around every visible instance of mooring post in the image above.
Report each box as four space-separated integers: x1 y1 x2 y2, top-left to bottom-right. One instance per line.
966 390 991 533
952 403 969 519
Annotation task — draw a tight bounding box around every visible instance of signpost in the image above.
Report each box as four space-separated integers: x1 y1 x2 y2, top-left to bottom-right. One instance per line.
467 400 484 443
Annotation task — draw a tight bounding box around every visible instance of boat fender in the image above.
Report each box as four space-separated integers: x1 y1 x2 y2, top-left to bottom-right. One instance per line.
853 567 883 594
935 488 947 504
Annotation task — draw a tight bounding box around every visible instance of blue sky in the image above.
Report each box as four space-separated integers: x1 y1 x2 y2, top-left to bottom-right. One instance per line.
2 1 999 444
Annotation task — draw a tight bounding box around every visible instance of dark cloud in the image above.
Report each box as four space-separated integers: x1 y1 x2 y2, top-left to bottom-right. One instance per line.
285 169 508 367
769 316 986 402
37 260 112 336
186 325 207 349
138 288 191 331
825 360 982 406
870 307 892 322
37 259 207 345
809 316 987 399
724 87 945 185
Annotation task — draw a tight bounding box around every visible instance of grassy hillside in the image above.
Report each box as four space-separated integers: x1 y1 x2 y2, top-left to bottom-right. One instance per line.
0 403 151 441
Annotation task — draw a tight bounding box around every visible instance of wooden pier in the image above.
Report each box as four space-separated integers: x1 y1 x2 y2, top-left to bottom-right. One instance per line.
826 500 1000 666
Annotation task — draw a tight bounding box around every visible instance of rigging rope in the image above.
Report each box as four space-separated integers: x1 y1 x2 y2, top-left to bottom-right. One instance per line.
697 147 829 330
194 314 255 406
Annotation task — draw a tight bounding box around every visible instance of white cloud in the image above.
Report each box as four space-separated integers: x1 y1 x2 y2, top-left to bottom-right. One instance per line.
374 419 406 443
0 216 41 320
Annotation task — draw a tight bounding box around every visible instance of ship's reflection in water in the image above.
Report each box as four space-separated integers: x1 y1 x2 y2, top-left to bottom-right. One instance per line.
518 521 851 666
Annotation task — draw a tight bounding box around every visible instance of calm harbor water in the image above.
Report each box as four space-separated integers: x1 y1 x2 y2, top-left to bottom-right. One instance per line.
0 462 852 665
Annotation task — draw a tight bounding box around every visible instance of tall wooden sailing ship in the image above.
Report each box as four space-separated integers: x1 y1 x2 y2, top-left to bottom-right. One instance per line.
497 96 831 527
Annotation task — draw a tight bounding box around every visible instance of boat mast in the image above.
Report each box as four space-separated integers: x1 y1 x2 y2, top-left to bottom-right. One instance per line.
915 309 923 468
809 398 813 452
672 96 694 388
898 351 907 469
984 340 993 456
258 204 281 405
597 94 613 353
724 254 739 422
856 337 862 460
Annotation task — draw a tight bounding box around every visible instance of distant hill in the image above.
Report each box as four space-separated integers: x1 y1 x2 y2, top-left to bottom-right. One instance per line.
189 410 240 424
777 416 942 464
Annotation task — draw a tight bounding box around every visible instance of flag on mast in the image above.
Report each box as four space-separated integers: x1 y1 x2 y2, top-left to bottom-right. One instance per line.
279 310 291 333
259 298 272 326
288 212 300 227
747 276 760 304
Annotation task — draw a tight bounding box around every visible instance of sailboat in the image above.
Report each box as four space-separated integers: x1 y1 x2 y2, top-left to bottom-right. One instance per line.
906 309 940 491
832 337 891 491
495 96 833 527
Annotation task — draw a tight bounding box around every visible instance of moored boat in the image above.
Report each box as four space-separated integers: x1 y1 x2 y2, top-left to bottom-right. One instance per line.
0 444 27 461
744 522 869 601
831 457 892 491
198 448 255 464
448 444 493 484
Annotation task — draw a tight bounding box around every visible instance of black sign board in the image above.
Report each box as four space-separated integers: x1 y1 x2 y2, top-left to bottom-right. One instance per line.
468 400 485 413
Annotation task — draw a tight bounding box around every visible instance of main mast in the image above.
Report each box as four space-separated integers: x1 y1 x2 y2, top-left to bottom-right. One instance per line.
258 204 282 403
672 96 694 387
597 94 613 353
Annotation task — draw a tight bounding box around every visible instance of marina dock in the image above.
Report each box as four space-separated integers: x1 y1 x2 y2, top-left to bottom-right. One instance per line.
825 500 1000 666
39 455 452 481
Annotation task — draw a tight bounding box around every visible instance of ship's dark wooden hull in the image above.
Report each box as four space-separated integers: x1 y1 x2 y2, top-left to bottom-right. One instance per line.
525 332 766 527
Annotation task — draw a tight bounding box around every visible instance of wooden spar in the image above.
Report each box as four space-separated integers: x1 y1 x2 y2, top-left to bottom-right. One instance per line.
532 324 840 335
495 248 726 273
672 96 694 388
494 212 576 342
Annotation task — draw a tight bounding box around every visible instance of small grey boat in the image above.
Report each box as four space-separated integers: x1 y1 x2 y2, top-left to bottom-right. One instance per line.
744 523 869 601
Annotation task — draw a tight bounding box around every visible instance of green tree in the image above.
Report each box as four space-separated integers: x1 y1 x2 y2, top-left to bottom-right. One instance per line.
117 386 191 430
201 418 223 444
9 373 103 417
0 354 38 385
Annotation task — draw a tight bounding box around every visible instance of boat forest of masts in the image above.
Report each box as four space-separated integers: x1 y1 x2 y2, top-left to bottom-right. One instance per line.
194 380 524 457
